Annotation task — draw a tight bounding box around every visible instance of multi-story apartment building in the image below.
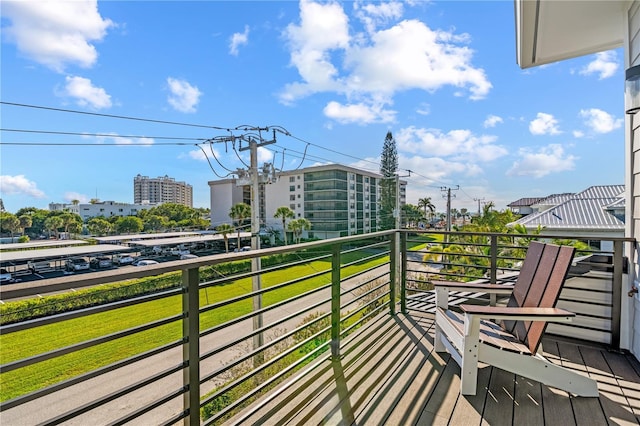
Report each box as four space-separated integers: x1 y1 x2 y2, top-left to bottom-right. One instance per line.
49 200 156 220
208 164 406 240
133 174 193 207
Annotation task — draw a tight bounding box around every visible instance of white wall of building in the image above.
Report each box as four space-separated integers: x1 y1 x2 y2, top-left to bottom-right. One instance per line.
49 201 156 220
626 0 640 358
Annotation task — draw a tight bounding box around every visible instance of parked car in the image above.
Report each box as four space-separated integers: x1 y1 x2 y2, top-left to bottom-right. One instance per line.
180 253 198 260
134 259 159 267
169 247 190 257
27 260 54 274
90 256 112 269
113 254 135 265
233 246 252 252
65 258 90 272
0 268 13 284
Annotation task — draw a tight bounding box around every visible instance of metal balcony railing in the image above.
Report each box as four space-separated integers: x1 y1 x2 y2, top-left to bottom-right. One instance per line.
0 230 633 425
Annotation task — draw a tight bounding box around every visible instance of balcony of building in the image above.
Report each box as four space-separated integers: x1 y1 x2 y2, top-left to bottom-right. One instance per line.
0 230 638 425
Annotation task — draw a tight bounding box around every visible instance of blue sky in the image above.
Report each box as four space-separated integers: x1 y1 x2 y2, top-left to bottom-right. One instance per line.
0 0 625 215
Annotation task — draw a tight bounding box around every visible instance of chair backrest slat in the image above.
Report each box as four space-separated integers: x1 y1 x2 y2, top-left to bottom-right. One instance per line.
502 241 575 354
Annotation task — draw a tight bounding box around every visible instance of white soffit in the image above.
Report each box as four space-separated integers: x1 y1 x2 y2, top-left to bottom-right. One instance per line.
516 0 625 69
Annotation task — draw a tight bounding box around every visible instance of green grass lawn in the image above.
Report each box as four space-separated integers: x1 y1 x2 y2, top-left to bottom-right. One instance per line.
0 251 387 401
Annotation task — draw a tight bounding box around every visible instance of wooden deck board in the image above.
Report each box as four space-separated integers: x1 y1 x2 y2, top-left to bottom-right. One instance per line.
222 311 640 426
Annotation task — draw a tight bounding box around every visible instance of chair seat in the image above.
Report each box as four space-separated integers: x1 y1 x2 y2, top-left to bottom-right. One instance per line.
436 307 532 355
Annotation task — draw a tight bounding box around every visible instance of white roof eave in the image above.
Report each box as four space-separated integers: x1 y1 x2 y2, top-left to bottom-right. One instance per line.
515 0 624 69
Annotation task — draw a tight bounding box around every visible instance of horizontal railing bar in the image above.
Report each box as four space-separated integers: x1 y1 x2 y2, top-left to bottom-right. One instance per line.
227 309 396 426
202 338 332 425
200 298 331 364
341 281 389 312
109 387 187 426
341 300 390 337
200 282 331 338
41 363 186 425
199 252 332 289
200 316 332 385
200 268 331 315
0 287 182 334
0 339 184 411
200 324 332 409
1 313 183 373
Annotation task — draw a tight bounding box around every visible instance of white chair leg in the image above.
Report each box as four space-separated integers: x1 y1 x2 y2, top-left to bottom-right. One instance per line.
460 314 481 395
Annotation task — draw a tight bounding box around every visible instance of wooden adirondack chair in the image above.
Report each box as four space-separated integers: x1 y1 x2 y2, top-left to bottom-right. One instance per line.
434 241 599 397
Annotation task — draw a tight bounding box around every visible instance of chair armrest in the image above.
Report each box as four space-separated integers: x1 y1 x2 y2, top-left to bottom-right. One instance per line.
460 304 575 322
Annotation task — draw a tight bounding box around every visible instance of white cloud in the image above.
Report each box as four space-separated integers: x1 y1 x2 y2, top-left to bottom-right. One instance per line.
483 114 503 128
229 25 250 56
323 101 396 124
579 108 623 134
61 76 112 109
573 130 585 138
507 144 576 178
280 0 491 124
396 126 508 163
257 147 274 163
354 0 404 33
529 112 561 135
0 175 46 198
167 77 202 113
416 103 430 116
63 192 89 203
579 51 619 80
2 0 113 72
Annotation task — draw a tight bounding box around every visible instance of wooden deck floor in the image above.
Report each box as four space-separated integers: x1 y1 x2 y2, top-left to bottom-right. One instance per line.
224 311 640 426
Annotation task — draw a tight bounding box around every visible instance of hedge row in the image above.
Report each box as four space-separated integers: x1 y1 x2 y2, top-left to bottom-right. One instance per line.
0 250 325 325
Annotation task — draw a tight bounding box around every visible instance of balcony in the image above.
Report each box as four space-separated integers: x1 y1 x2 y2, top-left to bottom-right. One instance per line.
0 230 638 425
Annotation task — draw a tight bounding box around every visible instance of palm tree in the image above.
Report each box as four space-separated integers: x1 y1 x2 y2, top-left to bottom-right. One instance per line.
18 215 32 236
417 197 435 222
44 216 63 239
273 206 295 245
229 203 251 249
287 218 311 244
215 223 235 253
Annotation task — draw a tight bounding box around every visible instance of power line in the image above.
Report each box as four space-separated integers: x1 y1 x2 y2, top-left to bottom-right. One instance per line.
0 101 232 130
1 128 209 141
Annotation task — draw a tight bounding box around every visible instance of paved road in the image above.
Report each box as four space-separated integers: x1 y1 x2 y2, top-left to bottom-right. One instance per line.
2 264 391 425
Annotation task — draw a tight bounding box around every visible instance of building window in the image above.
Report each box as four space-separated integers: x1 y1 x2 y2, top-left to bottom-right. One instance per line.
290 204 296 210
290 185 295 191
297 185 301 189
289 176 295 182
297 194 301 198
290 195 296 201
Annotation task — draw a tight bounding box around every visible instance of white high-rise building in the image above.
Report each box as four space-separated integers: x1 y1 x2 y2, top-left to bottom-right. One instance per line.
133 174 193 207
208 164 406 240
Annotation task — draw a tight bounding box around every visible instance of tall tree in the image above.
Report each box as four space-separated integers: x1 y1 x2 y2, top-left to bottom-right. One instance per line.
229 203 251 248
215 223 235 253
273 206 295 245
417 197 435 221
287 218 311 244
18 215 32 235
379 131 398 230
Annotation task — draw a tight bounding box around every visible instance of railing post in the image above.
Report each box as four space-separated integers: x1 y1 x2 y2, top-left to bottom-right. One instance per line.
389 232 397 315
182 267 200 426
611 240 623 350
400 231 407 314
489 235 498 283
331 243 341 359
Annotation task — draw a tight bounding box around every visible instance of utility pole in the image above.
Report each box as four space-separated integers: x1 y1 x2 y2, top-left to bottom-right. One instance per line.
441 186 459 232
474 197 485 217
239 130 275 361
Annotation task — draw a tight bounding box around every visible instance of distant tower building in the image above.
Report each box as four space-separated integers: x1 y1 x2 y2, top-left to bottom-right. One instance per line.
133 174 193 207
